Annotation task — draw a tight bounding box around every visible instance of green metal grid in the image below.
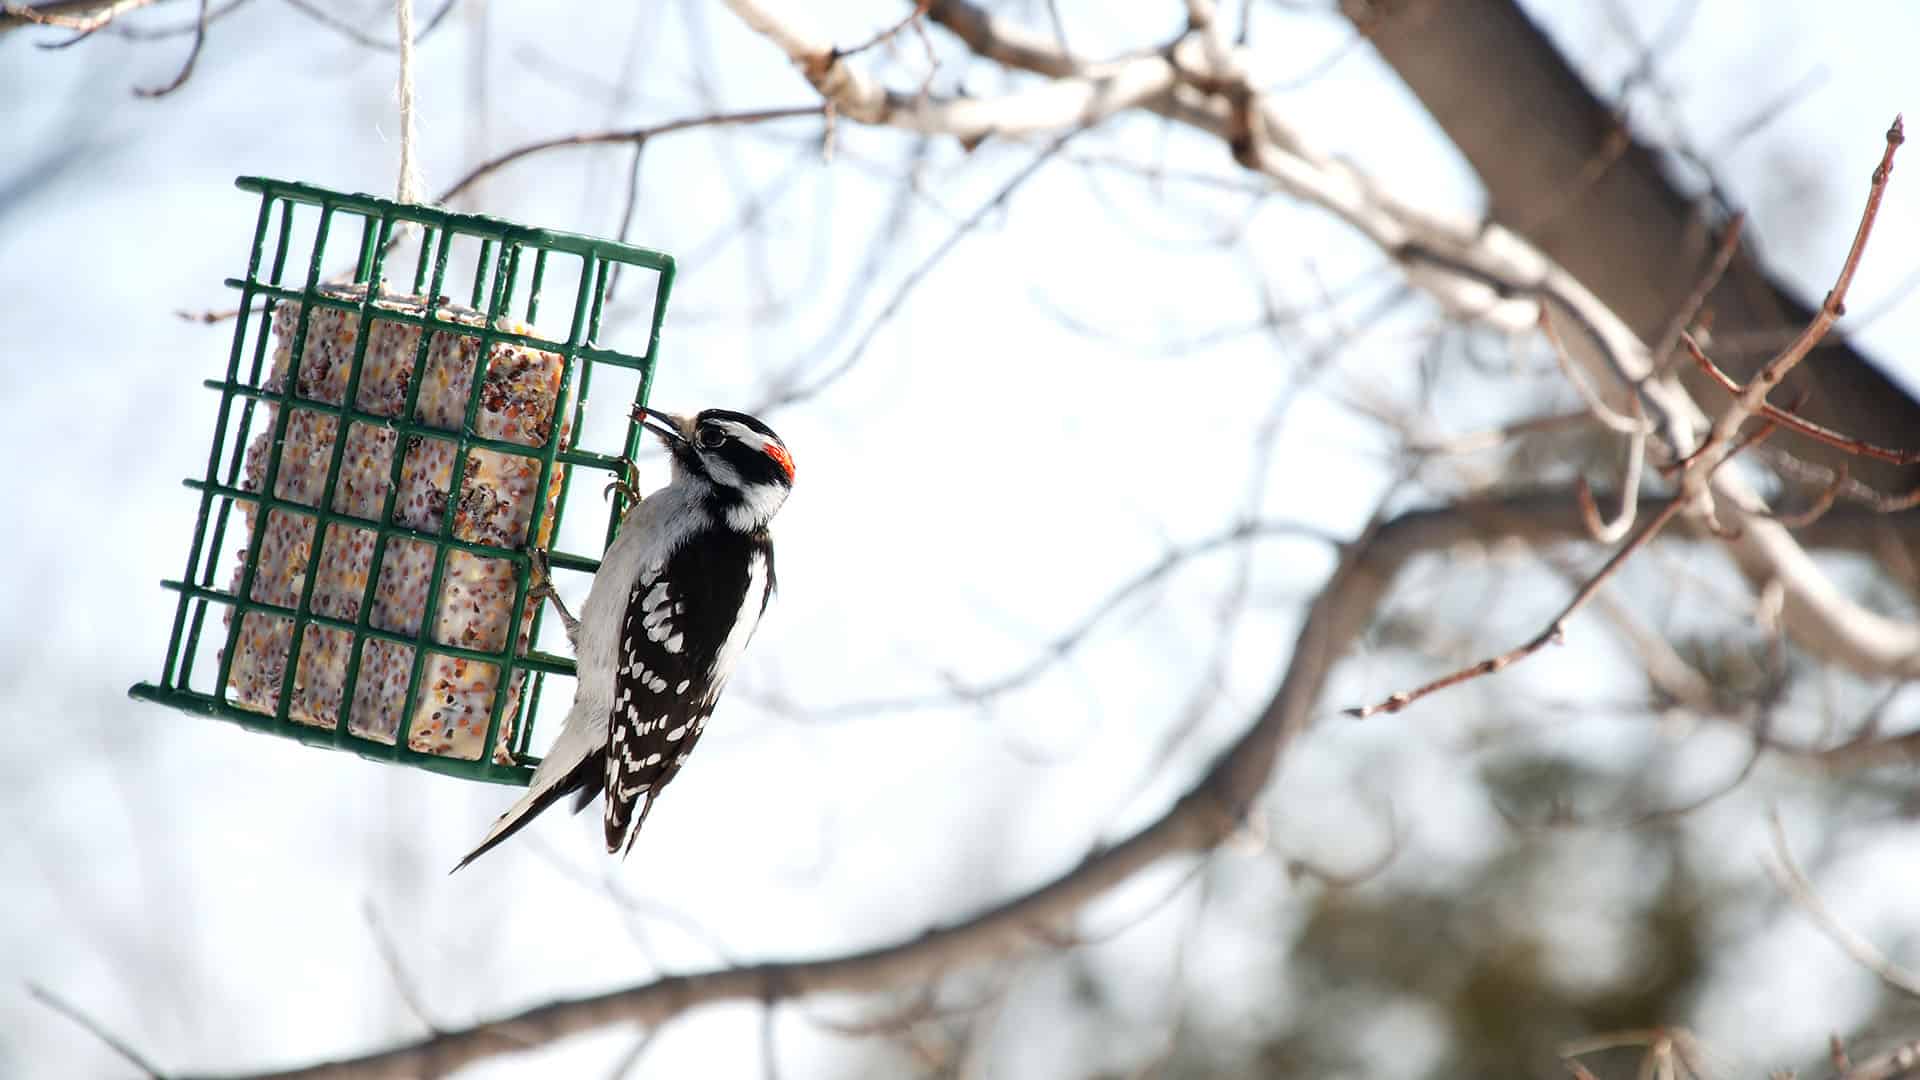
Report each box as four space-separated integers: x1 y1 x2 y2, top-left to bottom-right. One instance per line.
129 176 677 786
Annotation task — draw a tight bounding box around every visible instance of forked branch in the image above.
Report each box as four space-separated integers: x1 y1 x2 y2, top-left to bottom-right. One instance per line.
1346 116 1906 718
1686 339 1920 467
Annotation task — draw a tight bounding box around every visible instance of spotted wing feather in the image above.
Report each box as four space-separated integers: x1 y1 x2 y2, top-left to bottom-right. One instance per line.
604 528 773 852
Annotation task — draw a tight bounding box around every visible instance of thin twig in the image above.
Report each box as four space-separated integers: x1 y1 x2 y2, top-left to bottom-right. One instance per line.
1649 211 1745 372
603 1028 659 1080
29 983 167 1079
1273 801 1402 887
1351 116 1910 717
362 901 442 1034
1767 810 1920 1000
1620 726 1768 826
1691 115 1903 476
526 833 742 967
757 124 1089 411
201 104 830 319
1685 338 1920 466
805 984 943 1038
1558 564 1718 712
605 142 647 302
1043 0 1070 58
1404 409 1598 457
760 1001 780 1080
1716 65 1830 155
279 0 458 52
132 0 206 97
1264 33 1362 94
1561 1027 1712 1080
1772 463 1849 529
434 106 827 206
1539 304 1649 434
782 518 1337 720
834 0 928 62
1575 400 1647 544
1345 493 1689 718
1513 109 1632 240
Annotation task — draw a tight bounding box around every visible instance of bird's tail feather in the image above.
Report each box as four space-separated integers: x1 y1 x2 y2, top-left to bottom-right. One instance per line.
450 751 601 873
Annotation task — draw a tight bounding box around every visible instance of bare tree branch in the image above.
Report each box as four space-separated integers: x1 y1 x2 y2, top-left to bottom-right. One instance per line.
1348 117 1898 710
1686 116 1905 488
1688 340 1920 468
44 491 1883 1078
913 0 1920 682
722 0 1193 142
130 0 204 97
1345 489 1691 718
433 105 827 206
1343 0 1920 497
1829 1037 1920 1080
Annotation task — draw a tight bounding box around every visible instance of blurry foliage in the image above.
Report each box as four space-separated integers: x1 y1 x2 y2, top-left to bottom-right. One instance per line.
1077 826 1723 1079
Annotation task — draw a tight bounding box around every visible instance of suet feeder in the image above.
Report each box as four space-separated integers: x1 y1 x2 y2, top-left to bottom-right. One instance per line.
129 177 676 786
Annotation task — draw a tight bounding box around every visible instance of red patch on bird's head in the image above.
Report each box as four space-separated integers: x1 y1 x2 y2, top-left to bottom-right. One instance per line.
764 441 796 482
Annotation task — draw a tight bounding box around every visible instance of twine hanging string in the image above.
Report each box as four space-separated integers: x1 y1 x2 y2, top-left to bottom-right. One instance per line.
395 0 423 206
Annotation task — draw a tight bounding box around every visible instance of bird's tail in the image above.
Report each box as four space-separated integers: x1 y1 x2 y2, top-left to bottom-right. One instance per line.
450 751 601 873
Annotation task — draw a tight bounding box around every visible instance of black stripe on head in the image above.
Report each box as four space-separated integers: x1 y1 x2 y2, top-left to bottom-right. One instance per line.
690 409 794 498
697 409 781 442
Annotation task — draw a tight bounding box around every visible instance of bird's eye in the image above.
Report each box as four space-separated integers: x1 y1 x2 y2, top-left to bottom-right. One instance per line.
697 427 726 449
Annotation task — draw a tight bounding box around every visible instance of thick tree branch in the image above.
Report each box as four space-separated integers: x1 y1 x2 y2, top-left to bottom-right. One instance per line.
1341 0 1920 494
917 0 1920 682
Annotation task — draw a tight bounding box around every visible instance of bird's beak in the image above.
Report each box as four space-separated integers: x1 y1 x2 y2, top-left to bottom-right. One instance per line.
634 406 691 445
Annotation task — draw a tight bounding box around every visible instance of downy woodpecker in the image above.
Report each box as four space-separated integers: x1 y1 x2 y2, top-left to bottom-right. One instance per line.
454 406 795 870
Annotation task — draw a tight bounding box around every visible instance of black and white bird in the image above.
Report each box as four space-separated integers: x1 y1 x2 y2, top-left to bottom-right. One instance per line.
454 406 795 871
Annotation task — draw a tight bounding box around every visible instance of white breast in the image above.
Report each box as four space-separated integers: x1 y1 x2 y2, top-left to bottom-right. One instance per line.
577 483 710 708
528 481 710 785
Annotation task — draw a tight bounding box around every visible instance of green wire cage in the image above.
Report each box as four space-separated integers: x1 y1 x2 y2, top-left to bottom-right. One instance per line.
129 177 676 787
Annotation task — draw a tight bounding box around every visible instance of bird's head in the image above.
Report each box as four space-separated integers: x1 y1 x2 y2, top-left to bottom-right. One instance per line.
635 406 795 529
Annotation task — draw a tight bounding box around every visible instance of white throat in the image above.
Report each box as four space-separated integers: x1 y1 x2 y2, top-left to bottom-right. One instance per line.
724 482 788 532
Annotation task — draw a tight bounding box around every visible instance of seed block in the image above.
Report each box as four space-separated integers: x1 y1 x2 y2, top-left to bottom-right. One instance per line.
224 286 570 762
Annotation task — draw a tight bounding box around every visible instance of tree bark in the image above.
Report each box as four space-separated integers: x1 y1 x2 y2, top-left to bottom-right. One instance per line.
1342 0 1920 492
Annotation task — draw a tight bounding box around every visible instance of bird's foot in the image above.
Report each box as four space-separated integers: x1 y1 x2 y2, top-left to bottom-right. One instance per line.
603 456 641 506
526 548 580 645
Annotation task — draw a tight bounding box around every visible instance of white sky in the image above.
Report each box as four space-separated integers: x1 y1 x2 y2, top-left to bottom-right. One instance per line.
2 1 1917 1076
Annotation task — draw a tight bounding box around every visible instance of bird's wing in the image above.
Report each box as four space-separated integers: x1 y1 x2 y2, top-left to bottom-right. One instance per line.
602 530 768 853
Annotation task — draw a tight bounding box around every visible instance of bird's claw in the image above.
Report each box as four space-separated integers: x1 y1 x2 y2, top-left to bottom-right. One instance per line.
603 456 641 505
526 547 581 646
526 548 557 600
